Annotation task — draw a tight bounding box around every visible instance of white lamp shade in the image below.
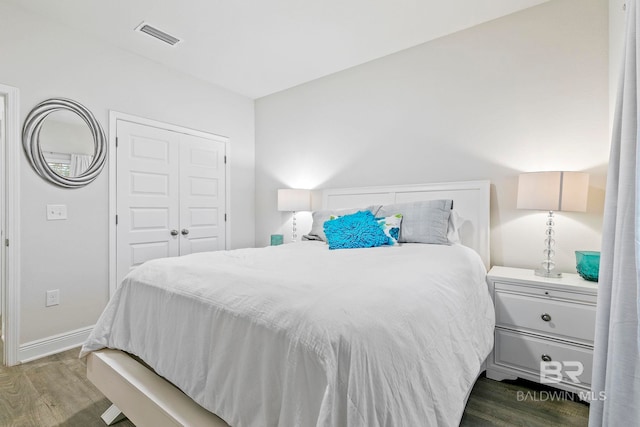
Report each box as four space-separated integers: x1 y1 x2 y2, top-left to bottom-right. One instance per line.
560 172 590 212
517 171 589 212
277 189 311 212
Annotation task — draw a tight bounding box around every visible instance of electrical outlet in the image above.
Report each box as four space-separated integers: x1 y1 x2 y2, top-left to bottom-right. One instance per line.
46 204 67 221
46 289 60 307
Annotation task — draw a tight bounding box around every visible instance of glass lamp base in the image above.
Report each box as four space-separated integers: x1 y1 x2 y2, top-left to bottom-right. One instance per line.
535 269 562 278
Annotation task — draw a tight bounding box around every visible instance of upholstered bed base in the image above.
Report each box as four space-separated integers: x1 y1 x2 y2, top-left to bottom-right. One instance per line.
87 349 229 427
88 349 489 426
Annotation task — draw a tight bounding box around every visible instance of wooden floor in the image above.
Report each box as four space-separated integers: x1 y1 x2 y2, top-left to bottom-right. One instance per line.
461 376 589 426
0 347 135 427
0 347 588 427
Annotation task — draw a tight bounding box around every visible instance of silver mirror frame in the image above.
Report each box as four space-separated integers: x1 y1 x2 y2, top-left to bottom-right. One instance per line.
22 98 107 188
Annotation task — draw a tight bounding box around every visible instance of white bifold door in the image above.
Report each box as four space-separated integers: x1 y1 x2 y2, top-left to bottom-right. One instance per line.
116 121 226 287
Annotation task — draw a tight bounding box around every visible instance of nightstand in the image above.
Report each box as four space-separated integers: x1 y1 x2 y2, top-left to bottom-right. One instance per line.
485 266 598 395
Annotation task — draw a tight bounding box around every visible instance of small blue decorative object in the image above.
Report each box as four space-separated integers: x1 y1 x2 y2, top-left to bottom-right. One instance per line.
270 234 283 246
575 251 600 282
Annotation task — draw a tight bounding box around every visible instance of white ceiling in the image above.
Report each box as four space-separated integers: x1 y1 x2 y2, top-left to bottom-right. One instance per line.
7 0 548 99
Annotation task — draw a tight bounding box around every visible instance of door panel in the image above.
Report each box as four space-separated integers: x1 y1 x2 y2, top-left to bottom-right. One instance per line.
130 172 170 195
116 121 180 286
179 133 226 256
130 208 170 230
130 241 173 266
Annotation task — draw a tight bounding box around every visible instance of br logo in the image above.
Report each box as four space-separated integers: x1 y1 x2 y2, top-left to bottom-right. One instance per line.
540 361 584 384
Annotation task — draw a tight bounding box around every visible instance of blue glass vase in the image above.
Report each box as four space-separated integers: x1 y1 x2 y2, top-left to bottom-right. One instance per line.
575 251 600 282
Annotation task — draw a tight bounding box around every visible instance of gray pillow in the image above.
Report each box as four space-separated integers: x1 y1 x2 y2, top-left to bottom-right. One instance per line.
377 200 453 244
304 205 382 242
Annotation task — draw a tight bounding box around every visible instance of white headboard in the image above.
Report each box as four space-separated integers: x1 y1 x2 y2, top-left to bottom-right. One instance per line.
321 180 491 269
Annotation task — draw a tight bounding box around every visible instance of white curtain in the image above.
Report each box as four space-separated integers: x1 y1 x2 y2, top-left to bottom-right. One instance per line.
589 1 640 425
69 153 93 177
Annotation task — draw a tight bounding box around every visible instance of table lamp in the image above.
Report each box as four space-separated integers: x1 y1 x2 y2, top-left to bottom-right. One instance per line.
517 171 589 278
278 189 311 242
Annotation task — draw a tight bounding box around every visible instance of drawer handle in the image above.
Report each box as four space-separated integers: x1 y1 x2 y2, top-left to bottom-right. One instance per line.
541 313 552 322
541 354 552 362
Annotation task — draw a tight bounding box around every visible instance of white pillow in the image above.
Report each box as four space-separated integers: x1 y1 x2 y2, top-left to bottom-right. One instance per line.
447 209 462 244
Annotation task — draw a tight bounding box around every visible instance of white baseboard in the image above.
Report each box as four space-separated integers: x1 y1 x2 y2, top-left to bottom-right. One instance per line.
18 325 94 363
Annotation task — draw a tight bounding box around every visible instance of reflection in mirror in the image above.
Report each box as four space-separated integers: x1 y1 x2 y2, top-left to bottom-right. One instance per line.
22 98 106 188
39 110 95 178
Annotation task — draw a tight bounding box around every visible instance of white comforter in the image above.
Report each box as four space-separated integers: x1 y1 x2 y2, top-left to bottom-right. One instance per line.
81 242 495 427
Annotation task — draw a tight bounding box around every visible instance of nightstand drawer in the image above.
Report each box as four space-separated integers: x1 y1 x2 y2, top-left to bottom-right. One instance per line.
495 291 596 344
495 329 593 387
494 281 597 304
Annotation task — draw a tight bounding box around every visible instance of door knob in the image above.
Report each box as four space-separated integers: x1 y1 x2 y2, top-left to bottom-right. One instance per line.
170 229 179 236
181 229 190 236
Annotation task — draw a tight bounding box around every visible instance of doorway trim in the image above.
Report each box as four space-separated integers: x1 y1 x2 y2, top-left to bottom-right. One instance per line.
1 83 21 366
108 111 231 297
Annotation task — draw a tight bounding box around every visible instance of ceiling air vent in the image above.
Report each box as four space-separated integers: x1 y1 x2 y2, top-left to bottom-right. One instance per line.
135 22 181 46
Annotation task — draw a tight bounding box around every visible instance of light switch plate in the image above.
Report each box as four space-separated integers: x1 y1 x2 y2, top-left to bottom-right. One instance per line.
46 289 60 307
46 204 67 220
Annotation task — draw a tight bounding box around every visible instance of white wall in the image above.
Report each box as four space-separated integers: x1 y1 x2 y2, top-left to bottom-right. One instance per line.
0 2 255 346
255 0 609 273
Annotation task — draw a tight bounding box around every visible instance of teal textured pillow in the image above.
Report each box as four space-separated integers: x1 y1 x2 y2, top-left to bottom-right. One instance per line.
323 211 390 250
305 205 382 241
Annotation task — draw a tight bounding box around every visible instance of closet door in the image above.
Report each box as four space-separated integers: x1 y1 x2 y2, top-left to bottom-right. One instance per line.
116 121 227 287
116 121 181 286
179 133 226 255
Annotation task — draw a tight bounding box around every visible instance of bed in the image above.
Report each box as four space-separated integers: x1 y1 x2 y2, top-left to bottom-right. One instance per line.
82 180 494 427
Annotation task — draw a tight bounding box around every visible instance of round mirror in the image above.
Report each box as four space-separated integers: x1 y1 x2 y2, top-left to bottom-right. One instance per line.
23 98 106 188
